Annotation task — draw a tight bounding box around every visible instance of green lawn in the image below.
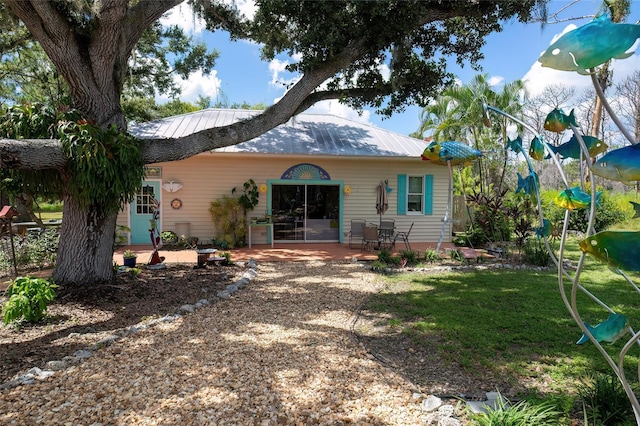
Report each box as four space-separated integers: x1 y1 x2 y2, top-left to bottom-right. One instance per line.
365 237 640 404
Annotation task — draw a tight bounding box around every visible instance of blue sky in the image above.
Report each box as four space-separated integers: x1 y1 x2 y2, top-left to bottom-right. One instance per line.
160 1 640 137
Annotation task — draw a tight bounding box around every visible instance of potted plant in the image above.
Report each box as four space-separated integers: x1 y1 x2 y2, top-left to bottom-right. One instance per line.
161 230 178 245
122 249 137 267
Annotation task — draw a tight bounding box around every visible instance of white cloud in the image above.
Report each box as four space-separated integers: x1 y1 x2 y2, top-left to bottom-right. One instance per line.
157 70 222 105
487 75 504 87
307 101 372 125
159 4 206 35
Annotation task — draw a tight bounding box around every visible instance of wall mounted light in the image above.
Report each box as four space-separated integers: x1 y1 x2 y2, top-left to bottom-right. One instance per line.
343 185 352 195
259 184 268 194
162 181 183 192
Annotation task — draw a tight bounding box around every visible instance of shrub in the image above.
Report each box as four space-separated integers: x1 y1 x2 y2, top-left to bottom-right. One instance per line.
3 276 58 325
399 249 418 266
468 395 560 426
424 249 442 263
542 188 628 232
370 260 387 272
522 238 551 267
448 248 464 263
377 249 393 264
578 373 634 425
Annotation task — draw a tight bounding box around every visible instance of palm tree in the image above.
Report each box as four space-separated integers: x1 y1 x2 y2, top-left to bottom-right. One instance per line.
417 74 527 193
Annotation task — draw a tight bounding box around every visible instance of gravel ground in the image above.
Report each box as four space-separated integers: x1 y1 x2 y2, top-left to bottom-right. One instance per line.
0 260 441 425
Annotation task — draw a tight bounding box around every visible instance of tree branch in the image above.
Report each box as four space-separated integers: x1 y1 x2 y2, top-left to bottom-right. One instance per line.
0 139 65 170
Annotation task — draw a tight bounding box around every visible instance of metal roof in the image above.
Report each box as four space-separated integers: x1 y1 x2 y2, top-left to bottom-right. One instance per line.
130 108 427 157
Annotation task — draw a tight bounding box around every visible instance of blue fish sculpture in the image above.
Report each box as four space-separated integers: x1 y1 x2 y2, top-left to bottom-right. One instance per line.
505 136 523 155
576 313 629 345
516 171 538 196
591 143 640 184
539 15 640 75
421 141 482 166
545 134 608 160
535 219 552 238
554 186 600 210
630 201 640 219
529 136 545 161
579 230 640 272
543 108 577 133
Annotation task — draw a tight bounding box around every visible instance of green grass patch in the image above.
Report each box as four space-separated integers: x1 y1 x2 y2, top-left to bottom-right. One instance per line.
365 237 640 401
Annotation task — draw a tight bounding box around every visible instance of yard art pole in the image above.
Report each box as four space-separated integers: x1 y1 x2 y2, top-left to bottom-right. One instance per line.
436 160 453 252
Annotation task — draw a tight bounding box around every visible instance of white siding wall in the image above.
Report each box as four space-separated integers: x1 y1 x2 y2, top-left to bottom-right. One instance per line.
118 153 452 245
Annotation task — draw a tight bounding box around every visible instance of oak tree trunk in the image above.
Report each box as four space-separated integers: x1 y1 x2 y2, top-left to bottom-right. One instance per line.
52 194 118 285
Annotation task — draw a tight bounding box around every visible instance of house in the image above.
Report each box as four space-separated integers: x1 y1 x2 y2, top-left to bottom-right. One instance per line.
123 109 452 247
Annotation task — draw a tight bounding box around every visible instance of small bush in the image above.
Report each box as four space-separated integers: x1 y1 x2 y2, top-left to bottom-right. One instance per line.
399 250 418 266
3 276 58 325
468 395 561 425
370 260 387 272
448 248 464 263
578 373 634 425
424 249 442 263
522 239 551 267
377 249 393 264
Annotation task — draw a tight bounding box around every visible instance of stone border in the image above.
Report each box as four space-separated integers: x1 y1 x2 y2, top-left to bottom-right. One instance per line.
0 258 259 390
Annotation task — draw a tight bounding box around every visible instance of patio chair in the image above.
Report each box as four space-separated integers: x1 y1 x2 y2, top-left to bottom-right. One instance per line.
348 219 366 249
361 224 380 251
393 222 414 251
379 219 395 249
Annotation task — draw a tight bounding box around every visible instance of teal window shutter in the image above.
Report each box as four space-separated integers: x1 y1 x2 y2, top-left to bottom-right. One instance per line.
397 175 407 214
423 175 433 215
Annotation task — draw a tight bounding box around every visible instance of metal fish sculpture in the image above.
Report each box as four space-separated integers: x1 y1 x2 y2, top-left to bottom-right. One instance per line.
579 230 640 272
539 14 640 75
516 171 538 196
543 108 577 133
630 201 640 219
505 136 523 155
420 141 482 166
591 143 640 184
545 134 608 160
535 219 551 238
576 313 629 345
529 136 545 161
554 186 600 210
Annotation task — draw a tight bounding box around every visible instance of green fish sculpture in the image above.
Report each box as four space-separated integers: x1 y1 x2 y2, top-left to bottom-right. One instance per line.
576 313 629 345
539 14 640 75
516 171 538 196
630 201 640 219
579 230 640 272
545 134 608 160
591 143 640 184
505 136 523 155
535 219 551 238
554 186 600 210
529 136 545 161
543 108 577 133
420 141 482 166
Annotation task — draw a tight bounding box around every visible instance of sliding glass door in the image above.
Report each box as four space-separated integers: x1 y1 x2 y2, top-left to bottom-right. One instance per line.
271 184 340 242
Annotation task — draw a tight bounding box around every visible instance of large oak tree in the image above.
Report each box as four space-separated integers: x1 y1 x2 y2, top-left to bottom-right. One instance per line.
0 0 544 286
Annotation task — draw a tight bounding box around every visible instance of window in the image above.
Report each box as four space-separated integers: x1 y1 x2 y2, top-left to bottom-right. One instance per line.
407 176 423 213
397 174 433 215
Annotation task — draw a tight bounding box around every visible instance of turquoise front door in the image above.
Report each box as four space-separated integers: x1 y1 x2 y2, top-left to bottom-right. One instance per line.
130 181 161 244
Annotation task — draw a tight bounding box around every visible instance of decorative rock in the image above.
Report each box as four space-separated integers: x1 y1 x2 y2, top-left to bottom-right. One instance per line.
27 367 55 379
94 335 119 349
236 278 250 288
178 304 196 314
422 395 443 412
74 349 93 359
217 290 231 299
45 360 67 371
195 299 210 307
226 284 239 294
62 355 82 366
